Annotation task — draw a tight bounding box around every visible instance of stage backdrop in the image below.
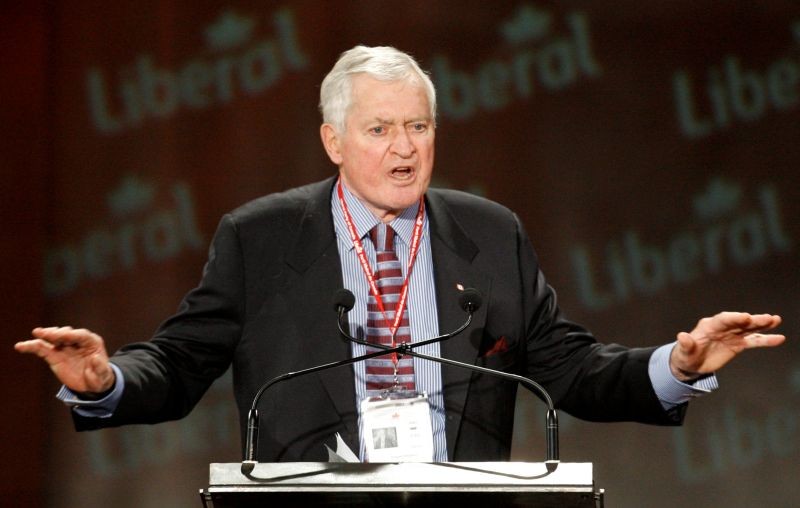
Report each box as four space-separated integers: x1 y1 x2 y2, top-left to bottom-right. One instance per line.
2 1 799 507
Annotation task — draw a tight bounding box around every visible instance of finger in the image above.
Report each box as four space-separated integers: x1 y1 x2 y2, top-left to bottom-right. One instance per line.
676 331 696 354
32 326 100 349
31 327 76 346
33 326 74 337
14 339 55 358
708 313 781 334
745 314 782 331
710 312 754 333
743 333 786 349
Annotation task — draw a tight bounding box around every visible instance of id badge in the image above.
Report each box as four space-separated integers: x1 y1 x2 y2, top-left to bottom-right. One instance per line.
360 392 433 463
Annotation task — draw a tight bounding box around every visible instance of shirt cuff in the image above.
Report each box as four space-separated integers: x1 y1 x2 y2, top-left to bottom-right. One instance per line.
648 343 719 410
55 363 125 418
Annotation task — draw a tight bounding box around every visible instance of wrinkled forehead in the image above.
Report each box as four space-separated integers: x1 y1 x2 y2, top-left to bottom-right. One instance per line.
347 74 431 118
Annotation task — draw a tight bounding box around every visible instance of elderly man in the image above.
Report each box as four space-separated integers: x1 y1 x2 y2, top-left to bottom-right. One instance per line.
16 46 784 463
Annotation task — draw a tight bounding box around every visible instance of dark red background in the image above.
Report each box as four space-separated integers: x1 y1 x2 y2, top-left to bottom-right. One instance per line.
3 1 798 506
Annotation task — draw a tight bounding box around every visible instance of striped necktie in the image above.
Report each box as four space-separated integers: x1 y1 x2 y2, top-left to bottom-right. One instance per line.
365 224 415 395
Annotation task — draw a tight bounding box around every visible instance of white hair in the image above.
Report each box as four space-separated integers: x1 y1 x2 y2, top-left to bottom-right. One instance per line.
319 45 437 132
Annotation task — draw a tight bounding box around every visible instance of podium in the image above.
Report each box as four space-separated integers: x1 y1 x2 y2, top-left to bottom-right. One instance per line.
200 462 603 507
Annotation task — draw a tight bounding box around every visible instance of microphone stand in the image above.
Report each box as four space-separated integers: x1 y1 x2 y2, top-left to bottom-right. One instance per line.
241 292 559 474
335 306 559 472
241 342 419 473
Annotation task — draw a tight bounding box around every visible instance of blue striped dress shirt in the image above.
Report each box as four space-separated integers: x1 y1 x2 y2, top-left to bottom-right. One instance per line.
331 182 448 462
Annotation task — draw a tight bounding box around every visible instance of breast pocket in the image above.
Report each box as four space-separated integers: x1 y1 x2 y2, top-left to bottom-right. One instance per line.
477 335 517 371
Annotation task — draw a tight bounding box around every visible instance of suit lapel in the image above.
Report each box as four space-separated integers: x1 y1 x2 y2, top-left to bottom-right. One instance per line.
285 177 360 451
426 190 490 460
281 182 491 458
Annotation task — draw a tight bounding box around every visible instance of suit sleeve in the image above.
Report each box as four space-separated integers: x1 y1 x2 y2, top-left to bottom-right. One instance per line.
516 214 685 425
74 215 244 430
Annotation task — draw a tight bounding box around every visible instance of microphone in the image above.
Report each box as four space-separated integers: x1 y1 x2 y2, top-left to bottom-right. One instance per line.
334 288 480 352
336 287 481 315
332 288 356 313
457 287 482 313
335 287 559 471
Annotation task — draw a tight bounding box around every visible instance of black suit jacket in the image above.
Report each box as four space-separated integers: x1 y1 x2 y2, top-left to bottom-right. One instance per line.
76 177 682 461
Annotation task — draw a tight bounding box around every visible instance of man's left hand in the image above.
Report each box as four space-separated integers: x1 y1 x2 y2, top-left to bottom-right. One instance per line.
670 312 785 382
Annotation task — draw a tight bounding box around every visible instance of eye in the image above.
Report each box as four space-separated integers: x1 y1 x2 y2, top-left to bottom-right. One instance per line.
410 122 428 132
370 126 385 135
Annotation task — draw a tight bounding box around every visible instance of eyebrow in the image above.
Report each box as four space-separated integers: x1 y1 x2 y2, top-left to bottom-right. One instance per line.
371 116 431 125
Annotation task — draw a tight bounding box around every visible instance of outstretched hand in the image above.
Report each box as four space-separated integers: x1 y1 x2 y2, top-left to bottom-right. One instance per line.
670 312 785 381
14 327 115 396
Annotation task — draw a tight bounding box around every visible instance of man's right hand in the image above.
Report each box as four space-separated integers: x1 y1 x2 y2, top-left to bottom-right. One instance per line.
15 327 115 396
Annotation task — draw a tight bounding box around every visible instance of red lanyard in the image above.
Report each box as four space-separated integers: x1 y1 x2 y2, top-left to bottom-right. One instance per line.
336 180 425 353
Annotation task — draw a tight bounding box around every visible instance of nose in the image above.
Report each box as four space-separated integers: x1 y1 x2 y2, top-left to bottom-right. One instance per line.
391 129 415 158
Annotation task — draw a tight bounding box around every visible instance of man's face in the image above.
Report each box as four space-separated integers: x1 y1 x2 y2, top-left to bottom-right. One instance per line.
321 74 435 222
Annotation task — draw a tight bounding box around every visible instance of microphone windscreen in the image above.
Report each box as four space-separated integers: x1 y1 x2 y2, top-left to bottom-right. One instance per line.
332 289 356 312
458 288 483 312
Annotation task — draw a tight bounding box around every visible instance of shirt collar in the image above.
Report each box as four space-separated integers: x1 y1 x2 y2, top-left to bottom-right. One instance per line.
331 178 426 251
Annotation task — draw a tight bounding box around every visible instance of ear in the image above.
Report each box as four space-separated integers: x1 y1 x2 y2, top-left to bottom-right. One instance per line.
320 123 343 165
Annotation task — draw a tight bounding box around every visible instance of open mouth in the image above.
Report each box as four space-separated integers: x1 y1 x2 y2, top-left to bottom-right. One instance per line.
391 166 414 178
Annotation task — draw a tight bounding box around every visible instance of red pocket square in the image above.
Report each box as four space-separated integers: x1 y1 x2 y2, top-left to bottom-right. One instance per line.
484 336 509 357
